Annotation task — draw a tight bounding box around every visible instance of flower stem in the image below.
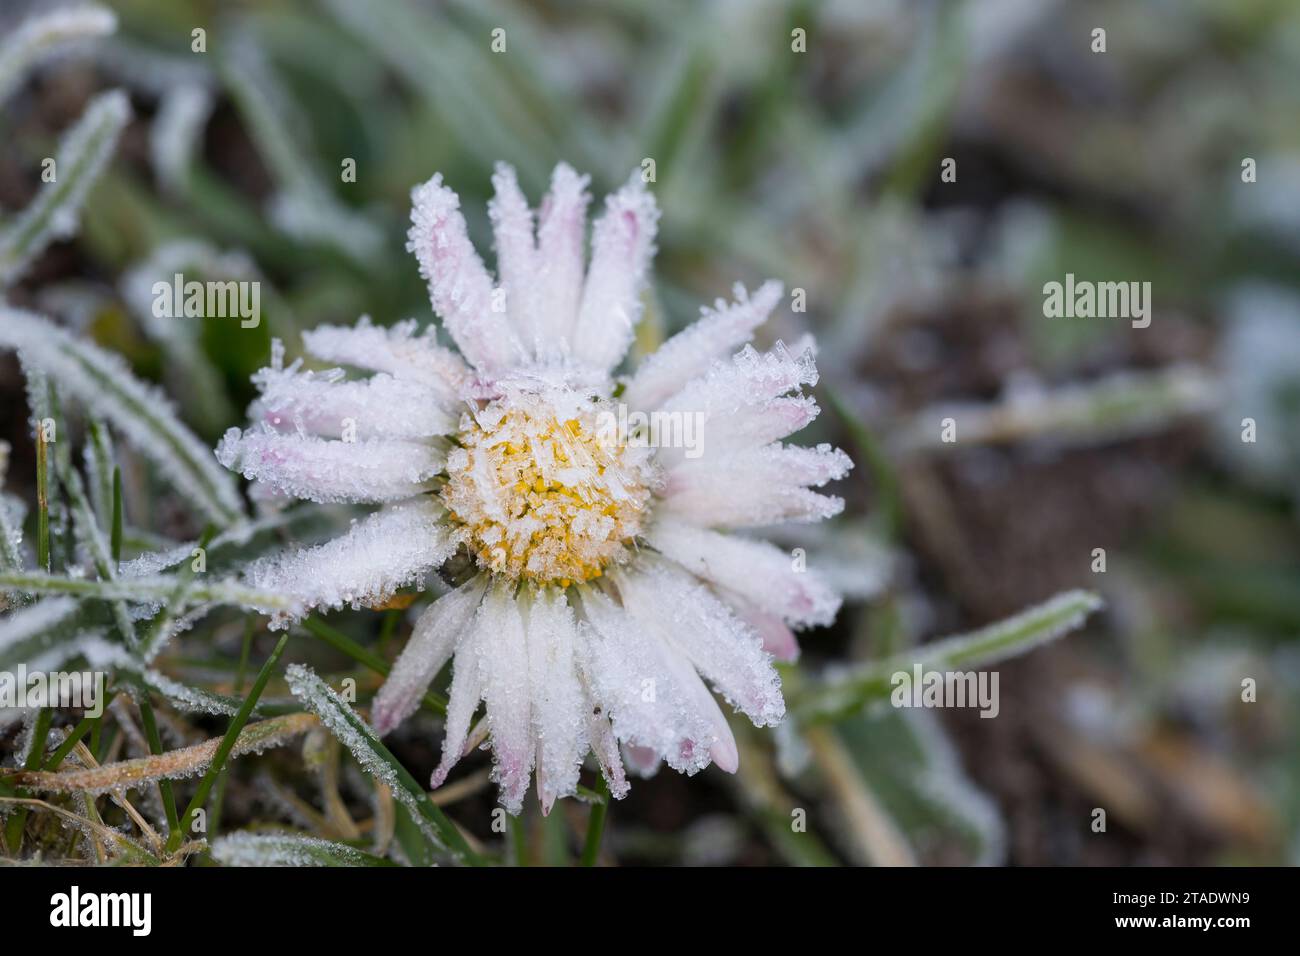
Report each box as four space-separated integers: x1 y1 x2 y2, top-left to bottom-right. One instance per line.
579 775 611 867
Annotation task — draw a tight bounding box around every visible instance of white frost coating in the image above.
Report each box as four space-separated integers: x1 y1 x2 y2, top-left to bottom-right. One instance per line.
618 561 784 729
0 598 78 658
533 163 591 345
372 577 487 735
526 589 588 813
661 339 818 413
488 162 540 347
250 361 457 440
301 316 470 405
150 85 214 194
572 172 660 371
0 4 117 107
660 447 852 530
211 832 384 867
0 491 24 571
581 588 737 776
407 173 522 374
242 499 453 627
430 628 485 790
474 585 533 813
623 281 784 411
0 307 244 526
0 90 131 286
647 519 840 628
216 428 445 503
660 443 849 528
271 189 384 265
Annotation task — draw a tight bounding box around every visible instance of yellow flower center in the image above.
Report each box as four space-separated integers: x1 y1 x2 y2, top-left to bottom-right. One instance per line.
440 393 651 587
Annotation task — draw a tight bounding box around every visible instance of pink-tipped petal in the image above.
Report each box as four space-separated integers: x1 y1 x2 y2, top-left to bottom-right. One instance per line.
407 173 521 374
572 171 659 371
534 163 591 347
488 162 541 349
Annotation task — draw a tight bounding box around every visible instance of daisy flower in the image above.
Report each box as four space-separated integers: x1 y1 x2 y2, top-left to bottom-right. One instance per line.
216 163 852 814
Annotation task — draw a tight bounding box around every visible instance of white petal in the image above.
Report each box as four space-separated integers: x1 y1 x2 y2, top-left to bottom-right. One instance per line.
580 588 736 775
242 498 453 626
488 162 541 348
572 172 659 371
251 365 457 440
525 588 588 814
407 173 522 374
618 561 785 728
583 693 630 800
659 442 850 528
660 340 818 420
622 743 662 778
646 519 841 629
654 339 822 468
216 427 444 503
475 584 533 813
372 577 488 736
431 631 485 789
719 591 801 663
300 316 470 404
533 163 591 347
623 281 784 411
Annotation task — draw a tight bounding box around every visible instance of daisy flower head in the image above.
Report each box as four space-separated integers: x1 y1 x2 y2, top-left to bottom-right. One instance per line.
216 163 853 814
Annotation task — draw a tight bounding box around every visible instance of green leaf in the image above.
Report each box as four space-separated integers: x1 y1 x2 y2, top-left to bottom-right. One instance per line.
795 590 1105 724
210 832 397 867
0 307 246 527
285 663 483 865
0 90 130 285
0 5 117 107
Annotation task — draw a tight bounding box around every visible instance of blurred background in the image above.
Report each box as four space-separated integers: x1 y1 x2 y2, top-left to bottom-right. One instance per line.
2 0 1298 866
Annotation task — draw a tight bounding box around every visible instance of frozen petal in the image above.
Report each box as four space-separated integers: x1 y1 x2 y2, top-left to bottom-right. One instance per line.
373 577 488 736
243 498 453 626
646 519 841 629
431 633 485 788
301 316 470 404
580 588 735 775
618 561 785 728
533 163 591 347
475 584 533 814
572 172 659 371
584 694 630 800
525 588 588 814
659 442 850 528
716 588 801 662
623 281 784 411
216 427 444 503
251 365 457 440
488 162 541 349
407 173 522 374
622 743 662 778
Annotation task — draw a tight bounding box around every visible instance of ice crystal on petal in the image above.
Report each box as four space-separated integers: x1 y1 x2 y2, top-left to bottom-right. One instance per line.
217 427 445 503
373 577 487 736
242 499 453 626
